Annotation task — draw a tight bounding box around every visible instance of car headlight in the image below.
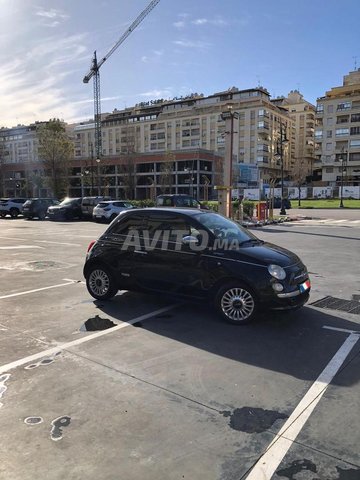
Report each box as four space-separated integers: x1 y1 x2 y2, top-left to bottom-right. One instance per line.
268 264 286 280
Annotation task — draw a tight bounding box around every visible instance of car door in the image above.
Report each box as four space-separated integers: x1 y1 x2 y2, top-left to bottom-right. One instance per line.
136 211 210 299
100 212 147 289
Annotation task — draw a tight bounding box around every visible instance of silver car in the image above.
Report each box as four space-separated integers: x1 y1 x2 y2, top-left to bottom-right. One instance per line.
92 200 135 223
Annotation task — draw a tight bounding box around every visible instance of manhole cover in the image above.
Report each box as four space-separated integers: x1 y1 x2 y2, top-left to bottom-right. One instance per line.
310 296 360 315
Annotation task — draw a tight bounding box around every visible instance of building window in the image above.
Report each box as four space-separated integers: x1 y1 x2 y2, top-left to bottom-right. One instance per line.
327 118 333 126
326 130 332 138
351 113 360 122
327 105 334 113
316 104 324 113
337 102 351 111
350 126 360 135
335 128 349 136
325 167 333 173
315 130 323 139
326 143 332 151
350 139 360 148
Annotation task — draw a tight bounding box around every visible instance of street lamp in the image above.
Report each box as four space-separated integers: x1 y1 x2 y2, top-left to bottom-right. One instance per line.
220 105 239 217
339 149 348 208
274 122 289 215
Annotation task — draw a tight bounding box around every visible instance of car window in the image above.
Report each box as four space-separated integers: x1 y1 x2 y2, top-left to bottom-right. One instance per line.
146 212 191 243
111 214 146 236
97 202 108 208
194 212 258 244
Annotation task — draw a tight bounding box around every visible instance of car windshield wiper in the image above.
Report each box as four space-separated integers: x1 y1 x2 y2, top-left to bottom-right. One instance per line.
239 238 264 246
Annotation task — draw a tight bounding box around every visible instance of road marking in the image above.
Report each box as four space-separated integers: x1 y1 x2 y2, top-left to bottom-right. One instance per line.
246 332 360 479
36 240 81 247
0 281 77 300
0 246 44 250
0 304 178 375
323 325 360 334
62 278 86 284
0 236 28 241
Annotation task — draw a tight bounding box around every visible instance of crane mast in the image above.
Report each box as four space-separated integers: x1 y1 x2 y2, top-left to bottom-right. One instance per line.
83 0 160 160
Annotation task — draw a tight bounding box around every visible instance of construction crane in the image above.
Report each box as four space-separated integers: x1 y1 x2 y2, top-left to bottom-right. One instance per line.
83 0 160 159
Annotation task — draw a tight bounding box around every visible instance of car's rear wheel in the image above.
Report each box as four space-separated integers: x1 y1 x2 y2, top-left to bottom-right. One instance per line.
86 265 118 300
0 212 6 218
38 211 46 220
215 282 257 324
10 208 19 218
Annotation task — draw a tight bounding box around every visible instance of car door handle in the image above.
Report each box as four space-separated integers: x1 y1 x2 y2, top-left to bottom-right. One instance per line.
134 250 147 255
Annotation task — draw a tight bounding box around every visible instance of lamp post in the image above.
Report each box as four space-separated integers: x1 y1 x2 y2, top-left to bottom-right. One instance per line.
339 148 348 208
274 122 289 215
220 105 239 217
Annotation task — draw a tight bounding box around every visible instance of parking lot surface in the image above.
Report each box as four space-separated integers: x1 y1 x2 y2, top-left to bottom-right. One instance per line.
0 217 359 479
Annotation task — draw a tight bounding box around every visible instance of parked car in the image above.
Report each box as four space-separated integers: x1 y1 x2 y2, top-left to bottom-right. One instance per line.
84 208 310 324
81 196 112 219
0 198 28 218
93 200 136 223
47 197 83 221
156 194 209 209
22 198 59 220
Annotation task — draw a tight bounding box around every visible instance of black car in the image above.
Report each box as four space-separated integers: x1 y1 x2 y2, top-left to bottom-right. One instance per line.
48 197 83 220
156 194 209 209
83 208 310 324
22 198 59 220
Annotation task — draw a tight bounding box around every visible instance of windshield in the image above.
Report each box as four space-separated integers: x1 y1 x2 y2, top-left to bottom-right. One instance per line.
60 198 78 206
194 212 259 244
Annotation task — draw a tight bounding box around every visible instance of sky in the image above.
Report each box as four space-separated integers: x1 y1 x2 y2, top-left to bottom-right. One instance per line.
1 0 359 128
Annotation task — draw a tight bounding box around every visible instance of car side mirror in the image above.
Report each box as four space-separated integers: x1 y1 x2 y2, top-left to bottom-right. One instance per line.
182 235 199 246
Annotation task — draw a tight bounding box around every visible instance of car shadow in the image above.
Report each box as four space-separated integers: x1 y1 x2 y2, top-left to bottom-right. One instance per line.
95 293 360 387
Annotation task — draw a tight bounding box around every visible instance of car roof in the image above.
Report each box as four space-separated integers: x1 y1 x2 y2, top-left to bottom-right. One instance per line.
124 207 208 216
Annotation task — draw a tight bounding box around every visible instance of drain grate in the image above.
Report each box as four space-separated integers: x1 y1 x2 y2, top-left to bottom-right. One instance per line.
310 296 360 315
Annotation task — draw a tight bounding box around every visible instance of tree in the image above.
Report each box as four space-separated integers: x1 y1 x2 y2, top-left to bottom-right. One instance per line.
291 158 308 206
158 151 175 194
0 141 5 197
37 119 73 199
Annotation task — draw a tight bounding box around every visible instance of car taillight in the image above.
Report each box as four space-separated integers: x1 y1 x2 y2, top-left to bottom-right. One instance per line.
87 241 96 253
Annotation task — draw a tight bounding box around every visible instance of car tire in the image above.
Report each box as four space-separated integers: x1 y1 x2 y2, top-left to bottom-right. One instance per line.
86 264 118 300
0 212 6 218
215 282 258 324
10 208 19 218
38 211 46 220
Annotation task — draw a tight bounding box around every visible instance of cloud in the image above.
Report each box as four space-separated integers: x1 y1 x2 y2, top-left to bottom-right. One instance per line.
173 40 212 49
192 18 208 25
0 33 89 127
139 88 174 98
35 8 69 20
173 21 185 28
140 50 164 64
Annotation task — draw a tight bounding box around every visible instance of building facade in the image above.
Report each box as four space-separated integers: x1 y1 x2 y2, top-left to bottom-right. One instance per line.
272 90 316 179
315 70 360 186
1 86 306 199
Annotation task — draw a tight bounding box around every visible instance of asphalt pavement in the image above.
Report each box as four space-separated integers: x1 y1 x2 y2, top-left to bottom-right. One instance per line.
0 215 359 480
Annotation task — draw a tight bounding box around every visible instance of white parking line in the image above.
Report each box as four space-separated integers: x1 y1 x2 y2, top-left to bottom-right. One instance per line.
246 332 360 479
36 240 81 246
0 304 178 375
0 246 44 250
323 325 360 334
0 281 76 300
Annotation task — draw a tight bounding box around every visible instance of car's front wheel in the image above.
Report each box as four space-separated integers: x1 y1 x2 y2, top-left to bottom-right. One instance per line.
215 282 257 324
86 265 118 300
10 208 19 218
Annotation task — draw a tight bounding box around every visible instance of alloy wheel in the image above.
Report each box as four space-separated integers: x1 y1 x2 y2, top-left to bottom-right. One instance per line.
220 287 255 322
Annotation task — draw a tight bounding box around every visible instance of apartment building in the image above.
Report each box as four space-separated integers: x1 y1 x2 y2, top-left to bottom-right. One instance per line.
315 69 360 186
272 90 316 179
73 87 293 195
1 86 297 199
0 124 41 197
